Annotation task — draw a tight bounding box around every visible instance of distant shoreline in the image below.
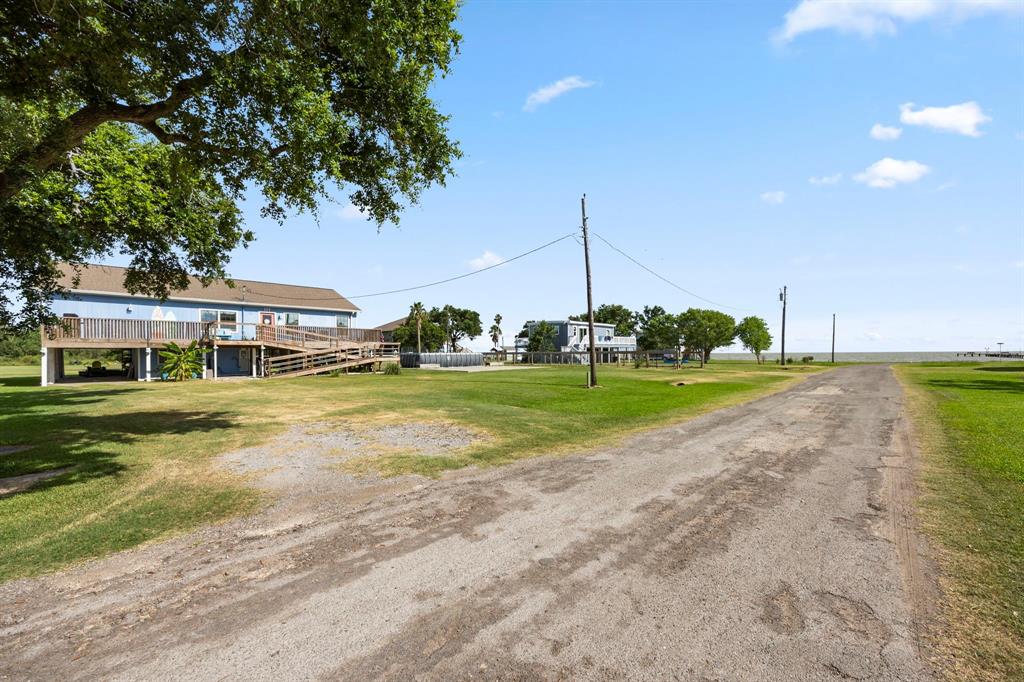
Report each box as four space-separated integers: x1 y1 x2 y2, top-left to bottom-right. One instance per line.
713 351 1022 363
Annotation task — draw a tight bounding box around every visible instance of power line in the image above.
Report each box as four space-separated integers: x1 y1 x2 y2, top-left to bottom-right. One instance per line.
238 233 576 302
347 232 578 299
592 232 747 312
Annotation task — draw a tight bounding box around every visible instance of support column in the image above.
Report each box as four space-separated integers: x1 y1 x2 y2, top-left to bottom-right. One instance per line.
213 345 218 380
251 347 257 377
136 349 145 382
260 345 264 377
145 347 152 382
40 347 48 387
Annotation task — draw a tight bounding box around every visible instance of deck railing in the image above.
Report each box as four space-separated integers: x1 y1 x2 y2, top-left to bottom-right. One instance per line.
43 318 214 344
43 317 384 348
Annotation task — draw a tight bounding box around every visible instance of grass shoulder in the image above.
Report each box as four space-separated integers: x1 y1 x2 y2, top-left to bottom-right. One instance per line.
895 363 1023 680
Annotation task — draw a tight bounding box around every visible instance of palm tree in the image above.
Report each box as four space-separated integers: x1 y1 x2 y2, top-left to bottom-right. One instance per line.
408 302 427 353
489 313 502 351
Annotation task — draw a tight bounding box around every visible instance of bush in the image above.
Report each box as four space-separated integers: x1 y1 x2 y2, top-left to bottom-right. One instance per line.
801 356 814 364
383 362 401 375
633 357 643 369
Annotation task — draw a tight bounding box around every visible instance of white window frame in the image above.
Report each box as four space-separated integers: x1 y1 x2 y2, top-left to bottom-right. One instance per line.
200 308 238 331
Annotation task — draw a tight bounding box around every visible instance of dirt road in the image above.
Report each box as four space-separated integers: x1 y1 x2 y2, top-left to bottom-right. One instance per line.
0 365 935 680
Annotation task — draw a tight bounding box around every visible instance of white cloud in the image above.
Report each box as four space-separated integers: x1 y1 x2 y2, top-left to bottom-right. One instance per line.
775 0 1022 43
899 101 991 137
854 157 930 189
523 76 596 112
933 180 957 193
870 123 902 140
335 204 366 220
809 173 842 185
760 190 787 204
468 250 504 270
863 331 882 342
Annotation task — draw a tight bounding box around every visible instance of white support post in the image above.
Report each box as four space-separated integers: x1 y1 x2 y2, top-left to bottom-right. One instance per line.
251 347 257 377
213 345 218 380
137 349 145 382
40 347 48 387
145 347 152 382
260 345 264 377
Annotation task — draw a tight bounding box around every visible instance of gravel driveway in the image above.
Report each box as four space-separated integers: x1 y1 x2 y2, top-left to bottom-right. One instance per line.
0 365 936 681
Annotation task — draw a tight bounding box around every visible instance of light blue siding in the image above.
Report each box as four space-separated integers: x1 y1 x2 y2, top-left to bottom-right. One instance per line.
53 293 356 328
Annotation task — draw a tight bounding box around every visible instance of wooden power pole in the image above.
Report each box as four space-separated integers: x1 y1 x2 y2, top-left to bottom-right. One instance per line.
831 313 836 364
581 194 599 387
779 286 788 367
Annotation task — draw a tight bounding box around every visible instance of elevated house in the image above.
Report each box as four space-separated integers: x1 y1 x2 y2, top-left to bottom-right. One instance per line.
40 264 397 385
516 319 637 361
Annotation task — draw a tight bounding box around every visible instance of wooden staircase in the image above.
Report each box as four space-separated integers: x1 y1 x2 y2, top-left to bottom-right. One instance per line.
263 342 400 378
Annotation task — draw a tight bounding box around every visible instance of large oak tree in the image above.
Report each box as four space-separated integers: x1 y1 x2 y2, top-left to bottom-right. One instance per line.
0 0 461 326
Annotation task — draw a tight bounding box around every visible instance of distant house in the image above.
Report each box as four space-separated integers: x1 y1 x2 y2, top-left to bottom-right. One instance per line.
516 319 637 353
40 263 397 385
373 317 408 343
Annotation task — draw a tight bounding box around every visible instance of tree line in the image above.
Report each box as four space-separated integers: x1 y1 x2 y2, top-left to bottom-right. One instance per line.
391 303 494 353
569 304 773 364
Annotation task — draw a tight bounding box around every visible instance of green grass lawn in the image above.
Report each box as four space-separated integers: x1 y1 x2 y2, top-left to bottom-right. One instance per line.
0 361 816 582
897 363 1024 680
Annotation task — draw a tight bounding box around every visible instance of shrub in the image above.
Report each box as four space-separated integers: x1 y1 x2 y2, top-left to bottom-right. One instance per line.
383 362 401 375
159 341 207 381
801 356 814 364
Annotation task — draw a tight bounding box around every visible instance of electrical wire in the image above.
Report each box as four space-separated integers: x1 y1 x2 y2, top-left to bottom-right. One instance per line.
346 232 578 299
237 233 577 302
592 232 748 312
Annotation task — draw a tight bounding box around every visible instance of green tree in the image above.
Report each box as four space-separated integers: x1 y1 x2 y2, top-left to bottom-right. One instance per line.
736 316 772 364
0 325 40 361
678 308 737 367
158 341 208 381
635 305 667 349
393 318 444 353
526 321 558 352
0 1 462 327
430 305 481 352
571 304 636 336
489 313 503 350
408 302 428 354
638 313 681 351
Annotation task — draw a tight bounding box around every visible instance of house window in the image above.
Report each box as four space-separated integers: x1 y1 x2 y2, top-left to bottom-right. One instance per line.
200 309 238 330
336 315 350 328
285 313 299 326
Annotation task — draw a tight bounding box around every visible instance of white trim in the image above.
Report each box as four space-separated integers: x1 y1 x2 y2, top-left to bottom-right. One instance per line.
60 289 360 314
40 347 48 387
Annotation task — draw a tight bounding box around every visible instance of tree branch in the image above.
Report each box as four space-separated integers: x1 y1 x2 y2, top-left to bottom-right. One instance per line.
0 70 213 202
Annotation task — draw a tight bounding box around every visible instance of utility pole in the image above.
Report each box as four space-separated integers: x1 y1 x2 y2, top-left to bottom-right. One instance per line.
581 194 599 387
779 286 788 366
831 313 836 364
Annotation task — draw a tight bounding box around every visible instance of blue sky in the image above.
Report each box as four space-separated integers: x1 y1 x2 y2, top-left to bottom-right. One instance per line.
139 1 1024 351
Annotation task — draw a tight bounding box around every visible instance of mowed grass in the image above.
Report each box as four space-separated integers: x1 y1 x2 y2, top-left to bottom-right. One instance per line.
897 363 1024 680
0 361 815 581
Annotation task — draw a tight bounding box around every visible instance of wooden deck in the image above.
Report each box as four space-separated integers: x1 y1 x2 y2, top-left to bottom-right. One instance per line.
42 318 384 351
42 317 399 379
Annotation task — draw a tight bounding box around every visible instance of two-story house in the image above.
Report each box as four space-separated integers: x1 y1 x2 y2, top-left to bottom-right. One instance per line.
40 263 397 385
516 319 637 358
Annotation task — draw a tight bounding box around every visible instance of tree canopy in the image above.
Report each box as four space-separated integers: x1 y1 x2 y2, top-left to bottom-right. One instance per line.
678 308 737 365
0 1 461 326
526 321 558 352
570 303 636 337
431 305 481 352
736 316 772 364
